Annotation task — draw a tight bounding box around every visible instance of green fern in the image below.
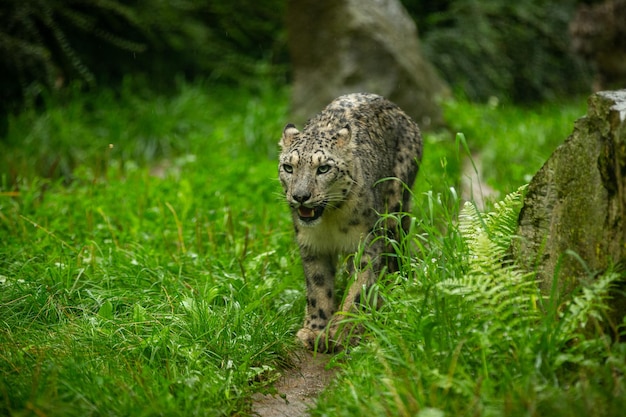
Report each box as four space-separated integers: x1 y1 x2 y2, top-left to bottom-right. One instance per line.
436 184 622 386
549 269 622 371
560 271 619 335
459 184 526 258
439 185 537 319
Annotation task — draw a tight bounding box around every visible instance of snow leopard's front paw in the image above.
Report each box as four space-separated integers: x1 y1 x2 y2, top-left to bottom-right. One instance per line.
296 327 341 353
297 319 362 353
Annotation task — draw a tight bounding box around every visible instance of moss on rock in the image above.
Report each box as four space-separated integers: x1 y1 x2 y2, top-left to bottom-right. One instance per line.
513 89 626 331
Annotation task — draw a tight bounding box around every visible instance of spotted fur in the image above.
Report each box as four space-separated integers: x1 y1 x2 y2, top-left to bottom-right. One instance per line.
278 93 422 352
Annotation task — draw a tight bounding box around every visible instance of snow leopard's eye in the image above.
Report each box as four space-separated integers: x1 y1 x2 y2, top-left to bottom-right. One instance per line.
282 164 293 173
316 165 331 175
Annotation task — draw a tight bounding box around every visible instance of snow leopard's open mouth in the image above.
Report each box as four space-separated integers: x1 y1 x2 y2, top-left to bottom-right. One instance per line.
297 205 324 223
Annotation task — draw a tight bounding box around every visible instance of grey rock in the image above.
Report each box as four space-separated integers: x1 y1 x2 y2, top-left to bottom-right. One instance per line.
514 89 626 328
286 0 449 129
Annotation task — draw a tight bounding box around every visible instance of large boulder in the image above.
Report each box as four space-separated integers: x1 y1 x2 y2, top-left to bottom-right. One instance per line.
286 0 449 128
514 90 626 327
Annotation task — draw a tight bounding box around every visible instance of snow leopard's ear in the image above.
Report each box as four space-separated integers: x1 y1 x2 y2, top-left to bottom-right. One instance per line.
280 124 299 149
335 124 352 148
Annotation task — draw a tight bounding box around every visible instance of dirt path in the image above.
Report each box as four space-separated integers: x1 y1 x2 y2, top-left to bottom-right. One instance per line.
251 350 337 417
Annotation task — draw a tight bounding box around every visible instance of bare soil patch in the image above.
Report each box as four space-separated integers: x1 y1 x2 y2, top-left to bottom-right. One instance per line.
252 350 337 417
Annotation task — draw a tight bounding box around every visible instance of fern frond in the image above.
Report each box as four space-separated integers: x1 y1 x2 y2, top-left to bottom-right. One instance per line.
456 185 526 274
439 185 539 335
459 184 526 257
559 270 621 337
448 184 620 377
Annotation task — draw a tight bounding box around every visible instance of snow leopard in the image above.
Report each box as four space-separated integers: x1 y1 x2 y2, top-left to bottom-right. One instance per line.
278 93 422 352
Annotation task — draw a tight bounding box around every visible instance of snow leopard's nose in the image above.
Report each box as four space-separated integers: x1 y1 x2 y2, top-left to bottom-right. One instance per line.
292 192 311 204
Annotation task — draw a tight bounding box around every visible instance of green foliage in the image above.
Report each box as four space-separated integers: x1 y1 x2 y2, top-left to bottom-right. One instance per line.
1 81 623 416
0 0 146 109
0 0 593 122
402 0 592 102
0 81 295 416
0 0 286 112
313 186 626 417
444 96 587 193
1 0 595 116
0 78 288 185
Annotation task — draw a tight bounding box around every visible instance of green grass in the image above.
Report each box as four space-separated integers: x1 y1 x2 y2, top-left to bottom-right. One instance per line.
443 96 587 193
2 80 623 416
1 81 300 415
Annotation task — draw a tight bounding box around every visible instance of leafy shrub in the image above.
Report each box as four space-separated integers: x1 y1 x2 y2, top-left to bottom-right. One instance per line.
0 0 287 114
402 0 592 101
0 0 145 109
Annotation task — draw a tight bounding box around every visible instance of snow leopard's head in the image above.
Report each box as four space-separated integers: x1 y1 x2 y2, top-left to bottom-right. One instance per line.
278 123 356 226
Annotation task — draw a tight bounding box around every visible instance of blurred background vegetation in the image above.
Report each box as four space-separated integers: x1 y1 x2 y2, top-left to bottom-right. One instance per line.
1 0 595 116
404 0 593 101
0 0 288 117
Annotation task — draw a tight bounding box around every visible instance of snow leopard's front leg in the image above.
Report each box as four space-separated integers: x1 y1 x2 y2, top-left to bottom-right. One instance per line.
296 248 338 351
326 238 385 350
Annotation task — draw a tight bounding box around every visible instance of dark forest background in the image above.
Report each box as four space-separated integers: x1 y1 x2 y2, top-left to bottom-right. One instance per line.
0 0 596 115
